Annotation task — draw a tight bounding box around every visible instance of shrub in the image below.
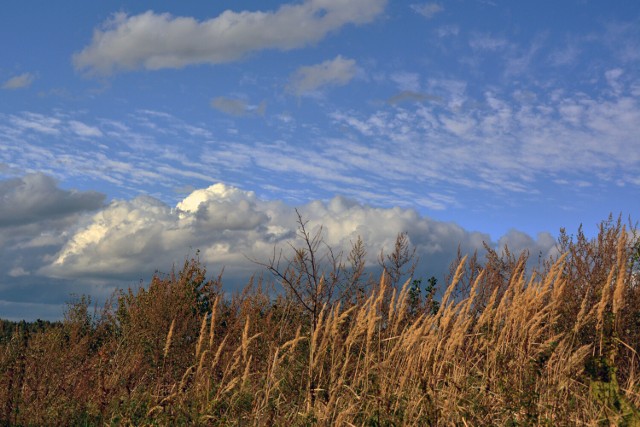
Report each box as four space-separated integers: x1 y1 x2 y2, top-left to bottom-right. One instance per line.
1 216 639 425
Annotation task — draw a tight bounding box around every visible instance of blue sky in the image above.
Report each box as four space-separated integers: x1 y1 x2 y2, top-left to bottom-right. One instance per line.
1 0 639 320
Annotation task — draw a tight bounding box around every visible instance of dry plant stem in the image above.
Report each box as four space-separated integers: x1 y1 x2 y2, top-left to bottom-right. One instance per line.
2 218 640 425
163 318 175 360
195 315 207 360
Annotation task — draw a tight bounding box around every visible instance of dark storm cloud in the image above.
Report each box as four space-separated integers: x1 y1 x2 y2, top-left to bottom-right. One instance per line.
0 173 105 227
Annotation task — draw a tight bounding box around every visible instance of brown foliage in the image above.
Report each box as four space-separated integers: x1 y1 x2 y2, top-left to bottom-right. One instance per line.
1 216 640 425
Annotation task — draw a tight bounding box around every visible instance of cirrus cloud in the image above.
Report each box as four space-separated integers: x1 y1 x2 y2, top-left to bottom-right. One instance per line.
410 3 443 19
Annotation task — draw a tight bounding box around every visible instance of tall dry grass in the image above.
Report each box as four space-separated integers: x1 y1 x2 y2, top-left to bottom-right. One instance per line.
1 218 639 425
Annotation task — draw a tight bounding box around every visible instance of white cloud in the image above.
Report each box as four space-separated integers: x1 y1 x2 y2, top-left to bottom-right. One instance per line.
69 120 103 137
3 77 639 231
504 35 546 77
9 112 61 135
43 181 556 288
602 21 640 64
469 34 508 51
73 0 387 75
2 73 35 90
548 42 581 66
325 82 640 192
435 25 459 38
390 72 421 92
288 55 358 95
605 68 625 93
0 111 222 195
411 3 444 19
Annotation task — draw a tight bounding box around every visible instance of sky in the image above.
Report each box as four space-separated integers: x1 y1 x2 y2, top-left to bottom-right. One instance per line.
1 0 639 321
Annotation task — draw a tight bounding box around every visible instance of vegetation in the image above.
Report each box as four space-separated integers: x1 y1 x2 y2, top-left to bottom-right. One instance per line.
1 215 640 426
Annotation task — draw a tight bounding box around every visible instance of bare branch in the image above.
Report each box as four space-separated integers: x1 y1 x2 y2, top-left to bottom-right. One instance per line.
378 232 417 287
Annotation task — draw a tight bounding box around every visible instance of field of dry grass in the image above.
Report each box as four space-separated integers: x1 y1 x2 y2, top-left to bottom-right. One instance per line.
1 216 640 426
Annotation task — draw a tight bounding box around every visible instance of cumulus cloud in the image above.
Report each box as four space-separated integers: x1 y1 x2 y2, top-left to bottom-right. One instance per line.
44 184 286 278
73 0 387 75
497 229 560 265
411 3 443 19
44 182 557 289
288 55 358 95
2 73 35 90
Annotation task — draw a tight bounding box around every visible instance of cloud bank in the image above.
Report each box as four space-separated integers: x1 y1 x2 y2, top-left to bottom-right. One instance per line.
0 174 558 320
44 181 558 284
73 0 387 75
